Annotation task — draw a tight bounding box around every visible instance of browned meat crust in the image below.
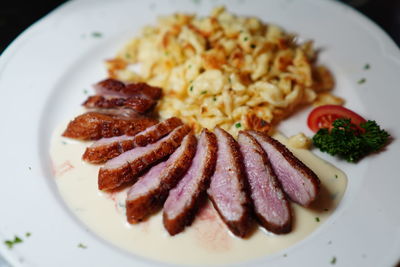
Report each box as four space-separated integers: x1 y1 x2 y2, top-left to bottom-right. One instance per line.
163 129 217 236
239 131 292 234
126 134 197 223
82 95 157 114
207 127 252 237
248 131 320 207
98 125 191 191
82 136 136 164
94 78 162 100
133 117 183 146
82 117 183 164
62 112 157 140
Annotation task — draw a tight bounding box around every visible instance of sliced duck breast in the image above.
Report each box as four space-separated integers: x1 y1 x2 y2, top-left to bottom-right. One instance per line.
94 78 162 100
238 131 292 234
98 125 191 191
82 95 157 114
83 117 183 164
62 112 157 140
248 131 320 207
126 133 197 223
163 129 217 236
207 127 252 238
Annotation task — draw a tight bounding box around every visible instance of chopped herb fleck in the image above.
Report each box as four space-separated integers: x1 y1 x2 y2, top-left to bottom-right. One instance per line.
315 217 320 222
243 37 249 41
28 167 31 170
125 53 131 59
358 78 366 84
189 86 194 92
4 236 23 249
78 243 87 249
283 253 287 257
83 89 88 94
201 90 207 95
363 63 370 70
91 32 102 38
62 141 67 145
188 64 192 68
250 44 256 49
235 122 242 128
334 174 338 179
228 77 232 83
213 96 217 101
330 256 337 265
164 51 169 56
25 232 31 238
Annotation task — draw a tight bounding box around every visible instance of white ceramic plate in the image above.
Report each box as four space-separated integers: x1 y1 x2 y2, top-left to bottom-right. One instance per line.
0 0 399 266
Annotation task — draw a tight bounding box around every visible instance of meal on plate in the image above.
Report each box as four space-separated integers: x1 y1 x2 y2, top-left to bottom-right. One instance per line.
53 5 390 265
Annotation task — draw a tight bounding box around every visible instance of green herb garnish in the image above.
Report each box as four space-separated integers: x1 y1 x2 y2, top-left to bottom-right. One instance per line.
315 217 320 222
363 63 370 70
91 32 102 38
312 118 390 162
189 85 194 92
213 96 217 101
235 122 242 128
201 90 207 95
78 243 87 249
330 256 337 265
25 232 31 238
4 236 23 249
243 37 249 41
358 78 366 84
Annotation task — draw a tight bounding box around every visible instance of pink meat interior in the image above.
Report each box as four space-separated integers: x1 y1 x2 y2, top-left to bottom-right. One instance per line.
252 134 316 205
163 132 207 219
207 129 246 222
127 134 192 200
238 133 289 225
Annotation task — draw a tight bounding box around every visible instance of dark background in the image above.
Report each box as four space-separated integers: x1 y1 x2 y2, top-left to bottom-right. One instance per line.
0 0 399 54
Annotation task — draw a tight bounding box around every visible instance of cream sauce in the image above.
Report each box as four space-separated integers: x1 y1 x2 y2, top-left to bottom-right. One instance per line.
50 125 347 265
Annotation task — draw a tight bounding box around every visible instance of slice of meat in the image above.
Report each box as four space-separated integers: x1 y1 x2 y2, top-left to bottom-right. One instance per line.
85 108 143 119
126 133 197 223
207 127 252 238
94 78 162 100
238 131 292 234
163 129 217 236
62 112 158 140
98 125 191 191
248 131 320 207
83 117 183 164
82 95 157 114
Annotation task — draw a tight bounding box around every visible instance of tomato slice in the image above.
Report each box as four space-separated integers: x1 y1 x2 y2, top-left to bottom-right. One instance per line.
307 105 366 132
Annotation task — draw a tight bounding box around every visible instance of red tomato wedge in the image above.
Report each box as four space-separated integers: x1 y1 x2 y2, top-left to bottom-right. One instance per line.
307 105 367 132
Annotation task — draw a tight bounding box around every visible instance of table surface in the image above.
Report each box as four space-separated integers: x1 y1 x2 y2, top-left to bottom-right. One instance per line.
0 0 399 266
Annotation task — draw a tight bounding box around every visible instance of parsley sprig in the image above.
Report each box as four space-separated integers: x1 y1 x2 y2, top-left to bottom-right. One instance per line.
312 118 390 162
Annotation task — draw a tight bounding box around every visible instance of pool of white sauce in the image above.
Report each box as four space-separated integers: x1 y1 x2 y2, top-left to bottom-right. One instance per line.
50 124 347 265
